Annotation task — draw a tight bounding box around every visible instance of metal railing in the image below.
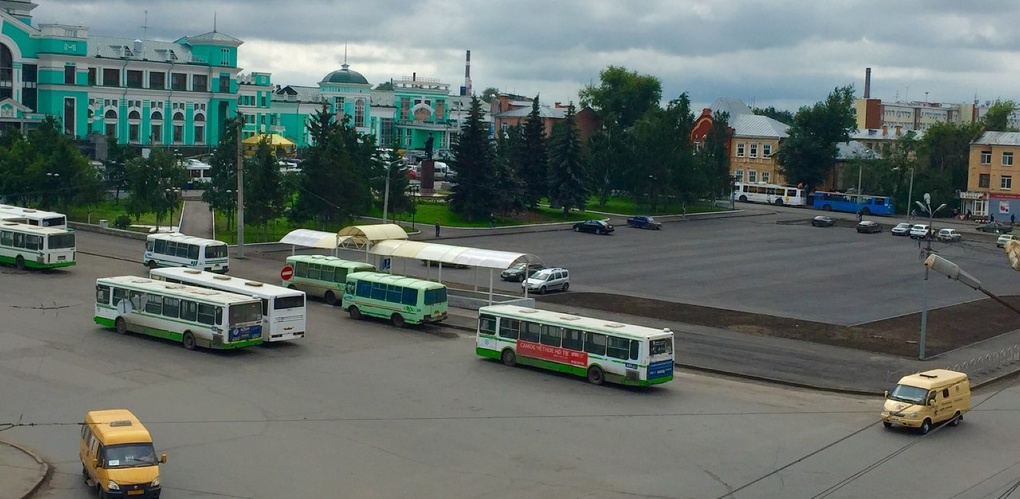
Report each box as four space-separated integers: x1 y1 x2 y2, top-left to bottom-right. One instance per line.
948 344 1020 375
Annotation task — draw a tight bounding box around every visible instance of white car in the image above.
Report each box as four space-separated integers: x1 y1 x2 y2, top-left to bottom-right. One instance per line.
909 224 932 239
891 222 912 236
522 268 569 295
997 234 1019 248
936 228 962 242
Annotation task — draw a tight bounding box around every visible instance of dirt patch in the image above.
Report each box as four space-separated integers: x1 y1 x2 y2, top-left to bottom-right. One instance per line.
537 292 1020 358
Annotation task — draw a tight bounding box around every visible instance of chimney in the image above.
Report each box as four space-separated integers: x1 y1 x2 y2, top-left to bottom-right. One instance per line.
864 67 871 99
412 72 416 81
463 50 472 97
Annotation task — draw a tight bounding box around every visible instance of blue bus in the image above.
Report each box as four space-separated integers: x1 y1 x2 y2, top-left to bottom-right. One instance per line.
811 191 895 216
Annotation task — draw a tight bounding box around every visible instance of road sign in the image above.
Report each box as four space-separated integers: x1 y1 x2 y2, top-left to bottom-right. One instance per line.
281 265 294 281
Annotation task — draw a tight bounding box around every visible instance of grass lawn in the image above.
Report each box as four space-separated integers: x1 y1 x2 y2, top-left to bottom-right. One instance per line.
66 201 173 229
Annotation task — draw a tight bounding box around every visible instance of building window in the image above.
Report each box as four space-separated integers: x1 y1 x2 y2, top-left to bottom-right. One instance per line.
736 143 745 157
193 74 207 92
219 75 230 93
1002 176 1013 190
1004 152 1014 167
102 68 119 87
763 144 772 158
104 109 116 137
126 70 143 88
762 171 771 183
749 143 758 158
981 150 992 165
735 169 744 182
171 73 187 91
87 67 96 86
149 72 165 90
979 174 991 188
194 125 204 144
355 99 365 127
220 47 230 66
64 65 75 85
64 97 76 135
747 170 757 183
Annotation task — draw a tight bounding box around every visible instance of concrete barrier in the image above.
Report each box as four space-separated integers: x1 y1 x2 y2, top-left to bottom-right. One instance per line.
69 221 149 241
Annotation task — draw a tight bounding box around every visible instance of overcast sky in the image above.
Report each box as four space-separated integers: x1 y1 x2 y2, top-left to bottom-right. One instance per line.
31 0 1020 113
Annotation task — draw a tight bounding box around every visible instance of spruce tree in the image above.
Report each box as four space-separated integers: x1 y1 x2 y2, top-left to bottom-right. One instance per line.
448 96 497 221
546 104 588 215
517 96 548 208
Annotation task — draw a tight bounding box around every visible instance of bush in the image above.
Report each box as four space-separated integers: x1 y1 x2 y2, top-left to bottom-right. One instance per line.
114 214 132 229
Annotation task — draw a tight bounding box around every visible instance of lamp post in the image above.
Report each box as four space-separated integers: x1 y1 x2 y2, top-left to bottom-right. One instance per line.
46 172 59 209
926 254 1020 316
915 193 947 360
409 183 420 230
165 187 181 233
225 189 234 232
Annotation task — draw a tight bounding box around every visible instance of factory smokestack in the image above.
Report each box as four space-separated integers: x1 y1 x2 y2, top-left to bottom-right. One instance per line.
461 50 472 96
864 67 871 99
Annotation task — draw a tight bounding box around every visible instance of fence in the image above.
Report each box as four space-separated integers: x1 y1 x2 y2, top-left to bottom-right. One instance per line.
884 344 1020 387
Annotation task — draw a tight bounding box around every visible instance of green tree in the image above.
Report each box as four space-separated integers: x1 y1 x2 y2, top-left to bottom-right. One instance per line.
448 96 497 221
629 94 697 211
202 116 242 227
776 84 857 188
374 81 394 91
578 65 662 130
981 100 1018 131
492 131 525 215
516 96 548 208
481 87 500 104
700 110 732 201
547 105 588 214
917 121 982 207
244 137 286 237
586 128 628 207
0 130 37 206
104 136 133 205
752 106 794 125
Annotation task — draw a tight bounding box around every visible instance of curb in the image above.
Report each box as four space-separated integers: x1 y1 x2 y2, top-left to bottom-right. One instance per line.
0 439 51 499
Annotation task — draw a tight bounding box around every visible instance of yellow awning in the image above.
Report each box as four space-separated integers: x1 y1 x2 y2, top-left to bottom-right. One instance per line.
242 133 295 146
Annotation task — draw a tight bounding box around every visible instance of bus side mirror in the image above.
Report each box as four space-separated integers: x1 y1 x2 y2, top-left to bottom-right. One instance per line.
160 453 167 464
91 458 99 468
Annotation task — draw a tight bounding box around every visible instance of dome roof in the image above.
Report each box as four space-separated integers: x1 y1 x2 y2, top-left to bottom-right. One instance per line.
322 63 368 85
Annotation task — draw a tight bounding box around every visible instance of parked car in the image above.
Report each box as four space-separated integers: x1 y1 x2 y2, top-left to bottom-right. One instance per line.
891 222 912 236
811 215 835 227
500 262 546 282
573 219 614 235
977 222 1013 234
626 215 662 230
856 220 882 233
997 234 1019 248
909 224 933 239
937 228 962 242
522 267 569 294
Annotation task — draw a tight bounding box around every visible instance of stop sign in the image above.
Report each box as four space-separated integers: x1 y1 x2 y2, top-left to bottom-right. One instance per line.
280 265 294 281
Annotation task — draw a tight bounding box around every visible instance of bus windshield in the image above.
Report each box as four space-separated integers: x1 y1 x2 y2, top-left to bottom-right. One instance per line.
274 294 305 310
424 288 447 305
104 443 159 468
229 302 262 324
650 337 673 355
205 244 228 259
48 233 75 249
42 216 66 227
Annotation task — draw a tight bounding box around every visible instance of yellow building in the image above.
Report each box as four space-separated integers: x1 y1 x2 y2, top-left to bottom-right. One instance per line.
962 131 1020 219
702 98 789 185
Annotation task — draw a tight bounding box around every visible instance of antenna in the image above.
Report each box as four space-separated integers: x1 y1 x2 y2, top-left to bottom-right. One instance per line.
141 10 148 40
344 42 348 64
213 11 217 32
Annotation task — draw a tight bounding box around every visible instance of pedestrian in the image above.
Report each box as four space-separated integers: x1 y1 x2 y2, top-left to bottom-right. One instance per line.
910 209 917 220
991 214 995 223
434 220 441 238
489 214 495 229
857 210 863 222
1012 214 1016 226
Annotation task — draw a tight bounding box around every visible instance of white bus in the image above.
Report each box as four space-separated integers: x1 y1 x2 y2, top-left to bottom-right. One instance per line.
282 255 376 305
0 205 68 229
94 276 263 350
149 267 306 343
733 182 806 207
475 305 675 386
144 233 229 273
0 220 76 269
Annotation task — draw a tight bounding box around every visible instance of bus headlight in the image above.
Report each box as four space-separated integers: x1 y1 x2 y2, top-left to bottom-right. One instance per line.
107 480 120 490
151 476 160 487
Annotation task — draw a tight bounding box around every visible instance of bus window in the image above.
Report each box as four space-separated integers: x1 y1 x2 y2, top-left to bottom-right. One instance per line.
606 336 631 360
175 243 189 258
356 280 371 297
294 261 308 277
162 297 180 318
145 295 163 315
188 245 199 260
650 338 672 355
386 284 402 303
179 300 198 322
370 282 386 300
26 235 42 250
541 326 563 347
499 318 520 339
197 303 216 325
307 264 321 280
96 285 111 305
520 321 540 343
205 245 228 259
478 314 496 335
584 332 607 356
562 329 583 350
320 266 335 283
424 288 446 305
401 288 417 305
630 340 639 360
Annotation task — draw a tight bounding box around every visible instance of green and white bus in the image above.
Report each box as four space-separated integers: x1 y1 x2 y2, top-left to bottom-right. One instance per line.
149 267 307 343
342 271 448 327
0 205 68 230
282 255 376 305
144 233 229 273
94 276 263 350
475 305 675 386
0 221 76 269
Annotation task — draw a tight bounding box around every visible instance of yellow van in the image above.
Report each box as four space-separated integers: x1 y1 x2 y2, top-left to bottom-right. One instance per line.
80 409 166 498
881 369 971 434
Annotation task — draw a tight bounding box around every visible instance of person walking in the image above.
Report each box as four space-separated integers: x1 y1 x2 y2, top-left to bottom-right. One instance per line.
1012 213 1016 226
434 220 441 238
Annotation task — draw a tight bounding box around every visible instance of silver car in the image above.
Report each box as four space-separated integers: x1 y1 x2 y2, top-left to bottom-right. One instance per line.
891 222 911 236
522 268 570 294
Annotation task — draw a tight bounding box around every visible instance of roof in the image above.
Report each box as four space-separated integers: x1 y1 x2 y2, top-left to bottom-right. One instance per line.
368 239 541 270
280 229 345 249
897 369 968 389
321 63 369 85
146 232 225 245
85 409 152 444
836 141 879 160
286 254 375 268
346 271 445 289
730 113 789 138
273 85 323 103
493 105 565 119
178 30 243 47
90 35 193 62
242 133 295 146
98 276 259 305
710 98 753 118
479 305 673 340
974 131 1020 146
337 224 409 243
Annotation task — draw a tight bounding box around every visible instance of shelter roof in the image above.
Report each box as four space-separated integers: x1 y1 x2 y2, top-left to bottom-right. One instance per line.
369 239 541 270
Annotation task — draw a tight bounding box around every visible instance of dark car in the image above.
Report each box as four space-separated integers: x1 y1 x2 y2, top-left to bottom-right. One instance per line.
573 219 614 235
626 215 663 230
500 262 546 282
811 215 835 227
856 220 882 233
977 222 1013 234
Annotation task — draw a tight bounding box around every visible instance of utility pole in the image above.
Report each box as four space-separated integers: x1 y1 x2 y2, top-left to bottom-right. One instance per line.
915 193 947 360
382 162 391 224
236 118 245 258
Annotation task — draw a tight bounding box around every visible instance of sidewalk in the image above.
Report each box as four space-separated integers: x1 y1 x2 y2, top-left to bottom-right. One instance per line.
0 440 49 499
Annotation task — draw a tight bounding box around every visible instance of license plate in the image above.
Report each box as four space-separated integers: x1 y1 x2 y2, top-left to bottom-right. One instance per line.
127 490 144 496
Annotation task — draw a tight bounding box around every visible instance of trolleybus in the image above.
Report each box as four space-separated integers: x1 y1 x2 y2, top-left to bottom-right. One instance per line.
0 220 76 269
811 191 896 216
282 255 376 305
342 271 448 327
475 305 675 386
94 276 263 350
149 267 306 343
144 233 229 273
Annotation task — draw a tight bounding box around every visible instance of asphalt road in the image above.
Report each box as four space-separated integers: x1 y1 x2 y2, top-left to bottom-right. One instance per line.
1 227 1020 498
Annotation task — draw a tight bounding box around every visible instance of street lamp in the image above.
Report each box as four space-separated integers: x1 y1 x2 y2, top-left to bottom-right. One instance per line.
46 172 59 209
165 187 181 233
225 189 234 232
408 183 420 230
926 254 1020 316
915 192 947 360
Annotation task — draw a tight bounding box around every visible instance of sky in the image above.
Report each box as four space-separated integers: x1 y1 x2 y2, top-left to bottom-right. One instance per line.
30 0 1020 113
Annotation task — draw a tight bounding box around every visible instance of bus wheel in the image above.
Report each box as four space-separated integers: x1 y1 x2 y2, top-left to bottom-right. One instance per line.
348 306 362 320
324 291 338 306
861 207 871 215
146 260 157 270
738 195 747 202
587 365 605 386
501 349 516 367
949 412 962 426
14 255 25 270
774 199 784 206
919 418 932 435
182 331 197 350
822 204 832 211
391 313 405 328
115 317 128 335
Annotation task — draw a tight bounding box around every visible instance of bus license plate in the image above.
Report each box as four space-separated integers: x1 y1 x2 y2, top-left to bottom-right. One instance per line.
127 490 144 496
